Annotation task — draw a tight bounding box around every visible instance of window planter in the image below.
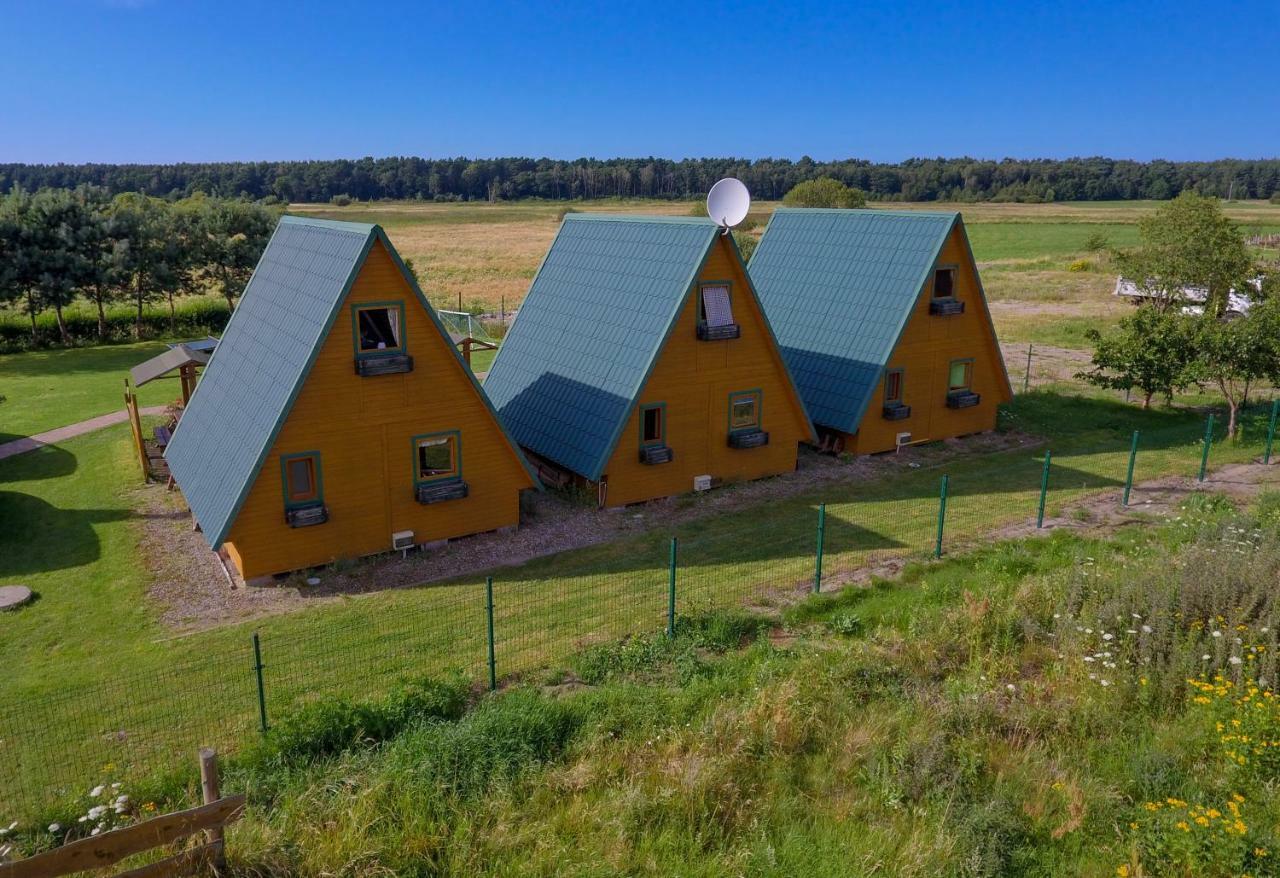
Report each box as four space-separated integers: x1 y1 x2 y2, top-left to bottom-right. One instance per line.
416 479 469 504
929 298 965 316
285 503 328 528
639 444 674 465
697 322 741 341
728 429 769 449
355 353 414 376
946 390 981 409
882 403 912 421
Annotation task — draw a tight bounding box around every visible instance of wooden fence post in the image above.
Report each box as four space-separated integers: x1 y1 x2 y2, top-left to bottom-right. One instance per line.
199 748 226 873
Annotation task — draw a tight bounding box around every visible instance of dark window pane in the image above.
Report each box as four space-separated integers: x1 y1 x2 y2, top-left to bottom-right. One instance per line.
358 307 401 352
642 407 663 442
418 438 455 477
934 269 955 298
287 458 314 499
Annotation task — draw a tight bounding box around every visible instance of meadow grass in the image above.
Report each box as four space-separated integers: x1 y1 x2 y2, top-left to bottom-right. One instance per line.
19 496 1276 876
0 390 1272 814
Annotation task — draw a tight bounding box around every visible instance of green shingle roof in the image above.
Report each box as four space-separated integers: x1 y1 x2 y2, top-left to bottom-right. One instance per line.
748 208 962 435
166 215 536 548
484 214 723 480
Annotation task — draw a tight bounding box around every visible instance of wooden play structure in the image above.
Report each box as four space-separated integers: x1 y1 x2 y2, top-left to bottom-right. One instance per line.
124 342 212 482
750 209 1013 455
483 214 814 508
164 216 538 580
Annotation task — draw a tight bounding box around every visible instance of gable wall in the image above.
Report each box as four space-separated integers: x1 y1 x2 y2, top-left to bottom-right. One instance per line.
598 236 811 507
223 239 532 579
847 223 1010 455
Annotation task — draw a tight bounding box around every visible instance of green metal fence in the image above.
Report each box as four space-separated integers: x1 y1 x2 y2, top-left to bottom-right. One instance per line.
0 404 1275 817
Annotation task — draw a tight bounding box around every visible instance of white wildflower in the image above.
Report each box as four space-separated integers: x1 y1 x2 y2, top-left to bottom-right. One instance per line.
1006 684 1015 692
1212 631 1223 638
1142 625 1153 634
89 785 105 798
1203 654 1212 661
1103 633 1114 641
1083 656 1095 663
1100 680 1111 687
1230 656 1243 666
48 823 60 833
90 827 101 836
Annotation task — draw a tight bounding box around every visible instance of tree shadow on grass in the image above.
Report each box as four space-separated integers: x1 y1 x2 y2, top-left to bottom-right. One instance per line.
0 491 134 577
0 438 78 482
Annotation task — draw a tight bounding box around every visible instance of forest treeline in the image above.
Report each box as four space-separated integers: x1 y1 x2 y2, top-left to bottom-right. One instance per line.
3 156 1280 204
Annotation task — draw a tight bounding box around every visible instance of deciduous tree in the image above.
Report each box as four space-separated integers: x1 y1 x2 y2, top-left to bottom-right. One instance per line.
1078 306 1197 408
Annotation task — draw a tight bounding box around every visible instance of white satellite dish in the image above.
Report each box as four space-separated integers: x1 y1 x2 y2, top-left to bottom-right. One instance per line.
707 178 750 231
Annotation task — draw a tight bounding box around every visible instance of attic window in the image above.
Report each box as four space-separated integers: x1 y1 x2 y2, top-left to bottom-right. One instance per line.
355 303 403 355
948 359 973 392
728 390 761 432
883 369 904 405
697 283 741 340
933 268 956 299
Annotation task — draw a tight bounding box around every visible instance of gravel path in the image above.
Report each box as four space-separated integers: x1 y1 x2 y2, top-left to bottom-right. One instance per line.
0 407 167 460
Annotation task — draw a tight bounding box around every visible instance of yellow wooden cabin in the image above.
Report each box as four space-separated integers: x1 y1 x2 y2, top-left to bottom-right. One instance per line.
483 214 815 507
165 216 537 580
749 209 1012 454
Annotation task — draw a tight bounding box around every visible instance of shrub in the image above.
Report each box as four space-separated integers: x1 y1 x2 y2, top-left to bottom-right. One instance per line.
0 296 232 352
570 609 767 684
1083 231 1110 252
1271 192 1280 205
782 177 867 209
329 193 353 206
244 675 469 768
1067 258 1092 272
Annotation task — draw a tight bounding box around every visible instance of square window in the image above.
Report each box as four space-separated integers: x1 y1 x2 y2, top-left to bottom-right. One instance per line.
729 391 761 432
884 370 904 404
933 268 956 299
948 360 973 392
281 452 322 508
699 284 734 327
355 304 402 354
641 405 665 445
416 434 458 481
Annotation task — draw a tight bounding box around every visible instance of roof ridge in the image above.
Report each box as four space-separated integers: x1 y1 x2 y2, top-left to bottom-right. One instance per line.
563 213 718 226
280 214 380 234
773 207 960 219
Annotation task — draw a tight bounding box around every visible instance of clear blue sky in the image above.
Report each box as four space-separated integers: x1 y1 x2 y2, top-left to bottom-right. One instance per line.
2 0 1276 164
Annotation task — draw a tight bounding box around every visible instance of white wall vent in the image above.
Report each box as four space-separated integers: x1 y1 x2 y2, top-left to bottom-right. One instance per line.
895 432 912 448
392 530 415 551
693 474 713 492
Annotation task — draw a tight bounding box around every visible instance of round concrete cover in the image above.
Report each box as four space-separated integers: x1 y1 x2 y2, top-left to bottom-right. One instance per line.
0 585 33 611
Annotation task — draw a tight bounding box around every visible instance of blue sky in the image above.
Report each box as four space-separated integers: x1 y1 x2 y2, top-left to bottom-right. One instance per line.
2 0 1276 164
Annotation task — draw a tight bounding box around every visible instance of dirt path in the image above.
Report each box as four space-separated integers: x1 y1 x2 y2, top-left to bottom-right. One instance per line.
0 407 167 460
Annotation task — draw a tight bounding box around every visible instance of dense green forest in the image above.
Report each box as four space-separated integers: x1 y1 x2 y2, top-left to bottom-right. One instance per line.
4 156 1279 204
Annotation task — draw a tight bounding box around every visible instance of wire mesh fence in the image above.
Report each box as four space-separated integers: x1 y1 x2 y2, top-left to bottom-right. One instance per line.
2 402 1277 817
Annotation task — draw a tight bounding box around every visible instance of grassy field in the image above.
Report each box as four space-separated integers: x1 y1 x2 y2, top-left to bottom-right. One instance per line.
1 388 1274 814
0 342 180 437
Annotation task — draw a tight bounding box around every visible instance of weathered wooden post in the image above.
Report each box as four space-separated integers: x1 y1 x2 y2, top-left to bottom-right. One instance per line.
199 748 226 873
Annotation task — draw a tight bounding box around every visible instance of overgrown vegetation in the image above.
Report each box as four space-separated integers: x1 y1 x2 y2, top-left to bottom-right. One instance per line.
14 499 1280 875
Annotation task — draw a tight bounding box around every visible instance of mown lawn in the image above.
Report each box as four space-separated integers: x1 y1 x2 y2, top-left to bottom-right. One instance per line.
0 391 1273 813
0 342 178 437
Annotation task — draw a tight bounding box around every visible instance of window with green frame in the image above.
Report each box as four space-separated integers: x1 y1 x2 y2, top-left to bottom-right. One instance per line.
353 301 405 356
698 282 735 327
413 432 461 483
639 404 666 446
728 390 761 432
948 359 973 392
280 452 323 508
883 369 904 404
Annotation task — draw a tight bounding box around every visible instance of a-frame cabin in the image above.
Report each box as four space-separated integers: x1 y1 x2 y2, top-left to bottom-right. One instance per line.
749 208 1012 454
165 216 538 580
484 214 815 507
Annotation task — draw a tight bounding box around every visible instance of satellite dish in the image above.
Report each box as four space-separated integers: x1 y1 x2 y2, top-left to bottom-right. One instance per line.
707 178 750 231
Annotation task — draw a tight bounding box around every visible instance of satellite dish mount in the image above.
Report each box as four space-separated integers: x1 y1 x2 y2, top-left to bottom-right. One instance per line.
706 178 751 235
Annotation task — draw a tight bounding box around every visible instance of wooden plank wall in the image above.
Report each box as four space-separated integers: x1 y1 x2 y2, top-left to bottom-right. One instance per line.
845 222 1011 455
224 240 533 578
599 235 812 507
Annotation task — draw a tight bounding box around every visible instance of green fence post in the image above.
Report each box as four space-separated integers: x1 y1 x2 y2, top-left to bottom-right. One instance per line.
934 475 949 558
1265 400 1279 465
667 537 678 638
485 577 496 691
1023 343 1033 394
1123 430 1139 506
813 503 827 593
252 632 268 734
1036 451 1052 528
1198 413 1215 482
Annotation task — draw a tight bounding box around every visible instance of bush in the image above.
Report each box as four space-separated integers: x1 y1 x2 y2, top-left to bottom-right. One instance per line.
1067 258 1092 272
1271 192 1280 205
0 296 232 352
782 177 867 209
329 193 353 206
244 675 469 768
1083 230 1110 252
